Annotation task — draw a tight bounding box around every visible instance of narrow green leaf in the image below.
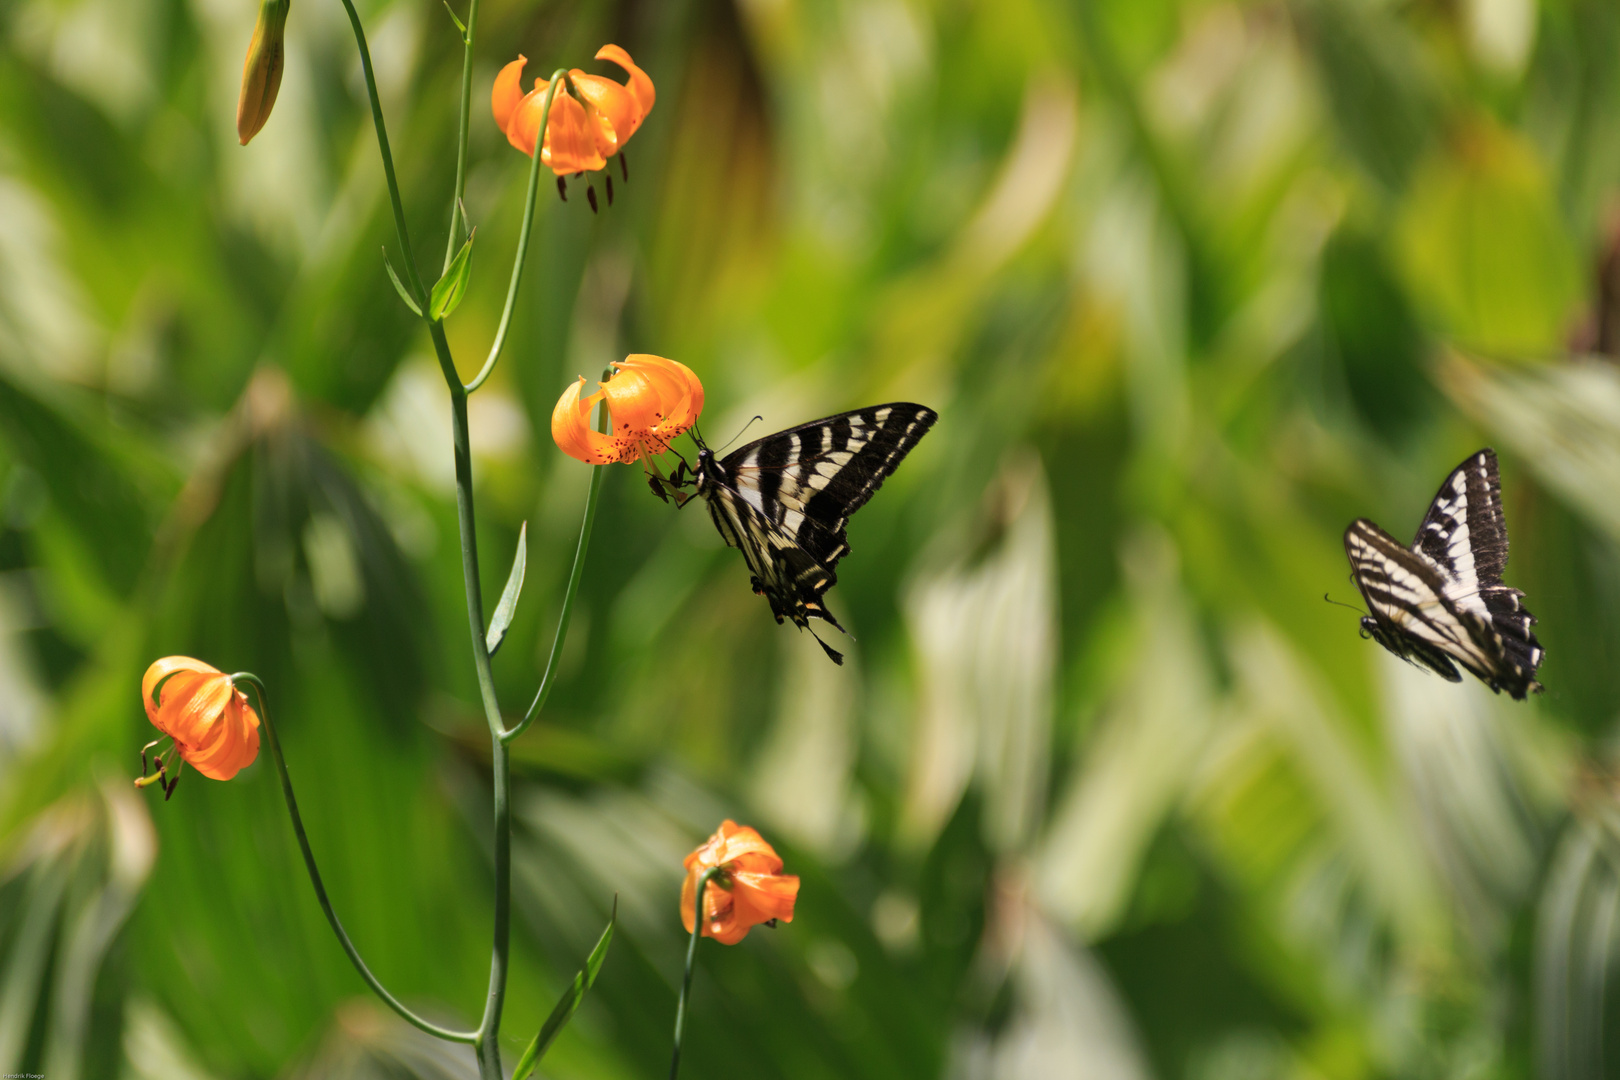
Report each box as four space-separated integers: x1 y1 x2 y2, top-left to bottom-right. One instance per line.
383 249 422 316
441 0 466 38
429 228 476 322
511 899 616 1080
486 521 527 657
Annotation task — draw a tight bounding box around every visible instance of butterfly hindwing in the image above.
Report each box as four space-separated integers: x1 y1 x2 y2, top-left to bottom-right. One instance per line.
1345 449 1544 699
695 403 938 663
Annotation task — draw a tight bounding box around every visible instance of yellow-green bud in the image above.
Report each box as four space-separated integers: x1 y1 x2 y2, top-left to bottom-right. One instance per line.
236 0 290 145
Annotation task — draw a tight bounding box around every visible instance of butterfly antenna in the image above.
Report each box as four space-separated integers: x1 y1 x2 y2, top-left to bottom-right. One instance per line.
717 415 764 454
1323 592 1366 616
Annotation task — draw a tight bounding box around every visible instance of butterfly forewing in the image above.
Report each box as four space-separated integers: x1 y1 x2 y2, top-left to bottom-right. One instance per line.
1344 448 1544 699
1346 519 1490 682
696 403 938 663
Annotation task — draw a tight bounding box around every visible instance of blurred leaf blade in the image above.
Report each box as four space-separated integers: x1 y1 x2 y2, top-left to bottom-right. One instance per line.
511 899 615 1080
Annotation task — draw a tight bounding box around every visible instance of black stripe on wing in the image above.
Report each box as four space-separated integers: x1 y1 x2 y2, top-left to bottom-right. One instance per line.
698 403 937 665
1345 462 1544 701
1413 449 1507 586
1346 519 1487 681
718 403 937 572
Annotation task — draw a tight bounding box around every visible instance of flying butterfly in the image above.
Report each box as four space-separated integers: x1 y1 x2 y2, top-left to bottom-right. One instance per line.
661 403 938 664
1343 448 1543 699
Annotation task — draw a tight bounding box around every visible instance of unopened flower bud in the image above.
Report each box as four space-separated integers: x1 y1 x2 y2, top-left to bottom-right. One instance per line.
237 0 290 146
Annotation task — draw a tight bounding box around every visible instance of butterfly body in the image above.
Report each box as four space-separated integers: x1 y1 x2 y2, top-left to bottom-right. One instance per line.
1344 449 1543 699
684 403 938 664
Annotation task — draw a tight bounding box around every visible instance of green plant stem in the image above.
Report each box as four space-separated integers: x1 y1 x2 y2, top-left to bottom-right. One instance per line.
428 323 511 1080
333 5 507 1072
335 0 427 305
669 867 721 1080
233 674 478 1045
442 0 480 273
505 457 603 742
464 72 566 394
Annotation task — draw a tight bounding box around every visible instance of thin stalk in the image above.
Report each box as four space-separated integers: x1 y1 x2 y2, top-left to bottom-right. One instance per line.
669 867 721 1080
505 458 602 742
234 674 478 1044
426 321 510 1079
335 0 427 304
464 72 567 394
443 0 481 273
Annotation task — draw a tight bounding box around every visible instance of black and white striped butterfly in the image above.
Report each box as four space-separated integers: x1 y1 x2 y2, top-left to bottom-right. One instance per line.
1343 448 1543 699
662 403 937 664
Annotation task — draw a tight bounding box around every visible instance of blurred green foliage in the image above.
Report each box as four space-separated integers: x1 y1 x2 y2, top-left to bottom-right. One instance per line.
3 0 1620 1077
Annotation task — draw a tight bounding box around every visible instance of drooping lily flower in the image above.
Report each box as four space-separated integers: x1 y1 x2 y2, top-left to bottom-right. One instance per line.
491 45 654 207
680 820 799 945
551 354 703 465
137 657 261 791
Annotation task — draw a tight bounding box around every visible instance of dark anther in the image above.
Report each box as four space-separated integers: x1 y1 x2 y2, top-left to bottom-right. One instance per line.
605 174 614 206
163 772 180 801
556 175 567 202
648 474 669 503
587 184 598 213
619 152 629 181
764 919 779 929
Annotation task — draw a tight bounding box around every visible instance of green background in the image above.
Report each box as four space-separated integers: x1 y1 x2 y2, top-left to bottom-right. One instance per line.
2 0 1620 1076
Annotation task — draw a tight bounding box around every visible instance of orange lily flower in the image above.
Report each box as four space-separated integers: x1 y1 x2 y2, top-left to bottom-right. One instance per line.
680 820 799 945
551 354 703 465
491 45 654 207
139 657 261 784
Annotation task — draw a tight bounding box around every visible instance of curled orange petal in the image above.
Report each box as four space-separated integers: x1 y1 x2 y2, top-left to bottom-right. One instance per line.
596 44 655 122
570 71 638 157
491 55 528 135
550 377 621 464
510 88 606 175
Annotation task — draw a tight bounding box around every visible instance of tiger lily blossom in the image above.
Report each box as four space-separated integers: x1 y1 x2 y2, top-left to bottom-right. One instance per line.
136 657 261 796
551 354 703 465
680 820 799 945
491 44 654 208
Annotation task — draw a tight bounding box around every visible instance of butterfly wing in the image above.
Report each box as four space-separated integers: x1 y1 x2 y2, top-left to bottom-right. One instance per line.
702 403 938 662
1345 518 1495 684
1409 449 1543 696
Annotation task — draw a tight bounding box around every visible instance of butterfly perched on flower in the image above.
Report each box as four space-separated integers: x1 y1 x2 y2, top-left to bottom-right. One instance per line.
664 404 937 664
1343 448 1543 698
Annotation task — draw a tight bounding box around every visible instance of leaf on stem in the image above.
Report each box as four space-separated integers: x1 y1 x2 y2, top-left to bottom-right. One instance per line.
383 249 422 316
429 228 476 322
441 0 467 38
511 898 617 1080
486 521 526 657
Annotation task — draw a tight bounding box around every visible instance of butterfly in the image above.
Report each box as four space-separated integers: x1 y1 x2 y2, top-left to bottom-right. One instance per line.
660 403 938 664
1343 448 1543 699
